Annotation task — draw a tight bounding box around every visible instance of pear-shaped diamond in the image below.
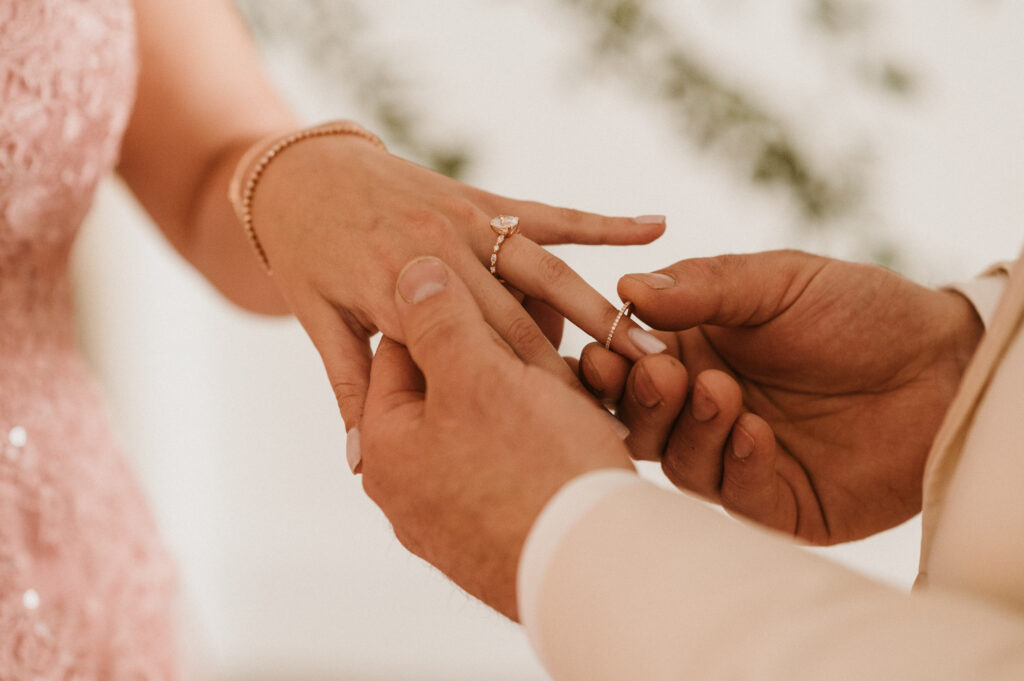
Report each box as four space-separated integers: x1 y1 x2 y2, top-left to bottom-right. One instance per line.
490 215 520 235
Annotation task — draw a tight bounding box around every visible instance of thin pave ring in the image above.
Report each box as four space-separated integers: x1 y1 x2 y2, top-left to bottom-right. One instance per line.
488 215 521 279
605 301 634 350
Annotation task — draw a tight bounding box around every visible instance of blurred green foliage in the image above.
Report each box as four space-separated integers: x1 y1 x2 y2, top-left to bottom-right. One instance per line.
235 0 472 179
234 0 918 263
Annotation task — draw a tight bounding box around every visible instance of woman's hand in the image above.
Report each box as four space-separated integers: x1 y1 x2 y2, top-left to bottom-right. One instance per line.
251 133 667 428
360 257 635 620
579 251 984 545
116 0 665 432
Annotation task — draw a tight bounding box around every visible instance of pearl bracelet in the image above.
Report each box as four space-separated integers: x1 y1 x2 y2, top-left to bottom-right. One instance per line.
229 120 387 273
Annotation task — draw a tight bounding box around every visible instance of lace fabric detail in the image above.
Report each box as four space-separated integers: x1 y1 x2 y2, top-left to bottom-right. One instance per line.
0 1 181 679
0 0 136 267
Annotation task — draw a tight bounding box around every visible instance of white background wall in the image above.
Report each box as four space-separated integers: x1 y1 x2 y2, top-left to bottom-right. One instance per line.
72 1 1023 679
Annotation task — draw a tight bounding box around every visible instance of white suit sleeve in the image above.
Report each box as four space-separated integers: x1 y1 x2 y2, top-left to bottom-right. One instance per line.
518 470 1024 681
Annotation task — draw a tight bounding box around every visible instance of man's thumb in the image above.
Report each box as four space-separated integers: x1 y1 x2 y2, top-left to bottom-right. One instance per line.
395 256 503 380
616 250 824 330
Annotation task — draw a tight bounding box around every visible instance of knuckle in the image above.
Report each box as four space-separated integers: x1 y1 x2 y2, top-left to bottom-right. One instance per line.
440 197 484 226
775 248 809 260
536 251 575 288
555 206 585 226
693 255 731 280
407 313 461 357
405 209 454 243
719 474 747 506
502 314 549 361
720 476 759 515
660 452 715 499
660 453 694 489
331 379 365 419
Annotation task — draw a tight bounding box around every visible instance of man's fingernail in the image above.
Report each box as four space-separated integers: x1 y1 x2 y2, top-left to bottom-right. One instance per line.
398 257 447 304
627 273 676 290
346 428 362 474
629 328 668 355
732 427 754 460
632 364 662 408
691 382 719 422
605 411 631 440
634 214 666 225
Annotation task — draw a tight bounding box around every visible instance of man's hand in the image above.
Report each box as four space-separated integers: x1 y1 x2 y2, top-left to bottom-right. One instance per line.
580 250 984 545
358 257 634 619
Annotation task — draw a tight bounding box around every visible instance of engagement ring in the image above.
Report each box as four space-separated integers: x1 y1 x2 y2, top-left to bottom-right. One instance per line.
489 215 520 278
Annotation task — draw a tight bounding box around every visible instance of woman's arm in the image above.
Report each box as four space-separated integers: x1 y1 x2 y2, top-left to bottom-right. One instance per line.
118 0 295 313
117 0 670 429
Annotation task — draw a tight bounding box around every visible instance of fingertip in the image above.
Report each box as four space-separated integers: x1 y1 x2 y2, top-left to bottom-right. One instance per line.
634 353 688 407
736 413 776 457
731 421 756 460
693 369 743 420
726 413 776 469
397 256 449 305
616 275 672 323
580 342 630 401
632 216 667 242
720 413 790 533
346 427 362 474
600 216 666 245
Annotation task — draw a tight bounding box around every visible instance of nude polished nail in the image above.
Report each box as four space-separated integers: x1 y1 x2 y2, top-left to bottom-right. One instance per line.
629 328 668 355
346 428 362 474
628 273 676 290
634 214 666 224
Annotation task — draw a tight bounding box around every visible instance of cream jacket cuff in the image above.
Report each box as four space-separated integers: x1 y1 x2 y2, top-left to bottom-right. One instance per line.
517 471 1024 680
946 262 1013 328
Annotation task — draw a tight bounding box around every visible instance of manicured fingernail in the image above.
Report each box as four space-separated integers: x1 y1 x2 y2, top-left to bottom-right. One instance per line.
691 382 719 422
346 428 362 473
629 328 668 355
398 256 447 304
605 411 630 440
634 214 666 225
732 426 754 460
627 273 676 290
632 364 662 408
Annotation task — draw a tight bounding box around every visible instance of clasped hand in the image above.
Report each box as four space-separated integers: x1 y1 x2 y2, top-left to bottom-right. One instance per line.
581 250 984 544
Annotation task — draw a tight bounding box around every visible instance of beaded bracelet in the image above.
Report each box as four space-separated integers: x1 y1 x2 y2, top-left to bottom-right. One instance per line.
228 120 387 273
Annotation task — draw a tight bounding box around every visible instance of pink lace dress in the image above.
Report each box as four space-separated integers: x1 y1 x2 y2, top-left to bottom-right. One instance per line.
0 1 181 678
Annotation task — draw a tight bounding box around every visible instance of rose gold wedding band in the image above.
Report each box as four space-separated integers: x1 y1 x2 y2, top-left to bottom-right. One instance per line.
489 215 520 278
605 301 634 351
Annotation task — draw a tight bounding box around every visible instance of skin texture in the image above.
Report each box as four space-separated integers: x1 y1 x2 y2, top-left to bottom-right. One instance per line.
360 257 634 620
580 250 984 545
117 0 665 432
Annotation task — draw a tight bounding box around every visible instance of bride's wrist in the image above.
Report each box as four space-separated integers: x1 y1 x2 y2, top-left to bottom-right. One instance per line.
229 120 387 273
